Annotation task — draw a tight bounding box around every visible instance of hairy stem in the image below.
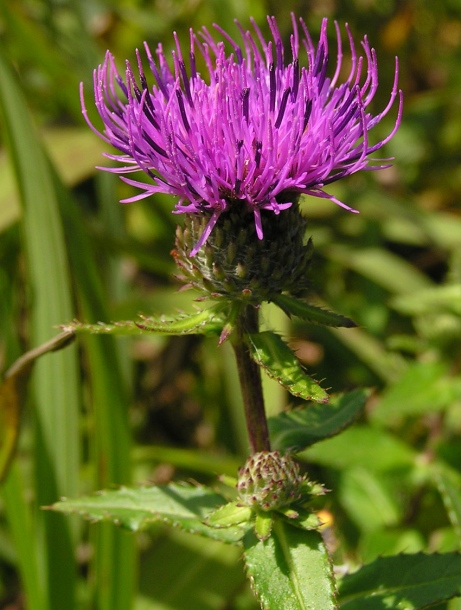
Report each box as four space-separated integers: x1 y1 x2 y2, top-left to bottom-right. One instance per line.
232 305 271 454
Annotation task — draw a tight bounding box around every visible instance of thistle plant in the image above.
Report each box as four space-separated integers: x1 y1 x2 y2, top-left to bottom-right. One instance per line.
79 13 401 457
4 5 461 610
71 14 400 608
4 10 461 610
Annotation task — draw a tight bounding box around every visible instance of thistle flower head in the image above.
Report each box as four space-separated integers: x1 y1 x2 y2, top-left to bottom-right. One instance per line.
82 15 402 256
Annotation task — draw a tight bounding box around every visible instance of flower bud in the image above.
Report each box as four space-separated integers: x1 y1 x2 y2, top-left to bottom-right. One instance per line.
237 451 304 511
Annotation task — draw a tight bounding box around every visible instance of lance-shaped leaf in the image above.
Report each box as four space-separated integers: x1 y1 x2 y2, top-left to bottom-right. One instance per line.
244 519 337 609
338 552 461 609
274 294 357 328
246 332 328 403
269 389 369 453
50 483 248 544
63 307 226 337
0 330 75 482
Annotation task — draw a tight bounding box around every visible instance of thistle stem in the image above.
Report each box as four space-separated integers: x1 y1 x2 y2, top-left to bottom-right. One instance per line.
232 305 271 454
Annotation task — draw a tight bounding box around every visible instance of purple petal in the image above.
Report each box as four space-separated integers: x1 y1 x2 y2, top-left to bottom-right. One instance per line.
81 16 402 254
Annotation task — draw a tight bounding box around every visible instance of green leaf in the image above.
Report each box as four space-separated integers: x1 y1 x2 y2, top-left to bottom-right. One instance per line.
328 246 432 295
2 463 47 610
246 332 328 403
371 361 461 426
135 309 225 335
432 464 461 544
206 502 252 528
269 389 369 453
0 3 85 120
282 508 322 532
254 512 273 541
339 552 461 609
331 326 405 384
338 467 402 533
0 44 80 610
244 519 337 609
64 308 225 337
302 425 417 472
54 169 137 610
391 284 461 317
51 484 248 544
274 294 357 328
359 529 425 565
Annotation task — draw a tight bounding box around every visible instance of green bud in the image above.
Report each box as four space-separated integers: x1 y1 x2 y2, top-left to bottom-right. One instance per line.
237 451 304 512
173 197 313 304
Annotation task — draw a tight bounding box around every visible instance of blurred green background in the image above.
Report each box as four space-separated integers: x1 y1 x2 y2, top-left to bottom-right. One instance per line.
1 0 461 609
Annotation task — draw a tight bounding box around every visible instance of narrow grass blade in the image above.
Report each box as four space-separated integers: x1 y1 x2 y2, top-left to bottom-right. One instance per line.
2 464 47 610
0 45 79 610
53 176 136 610
0 3 84 119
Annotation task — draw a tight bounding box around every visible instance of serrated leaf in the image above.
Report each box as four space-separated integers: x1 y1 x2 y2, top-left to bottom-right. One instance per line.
244 519 337 609
50 483 247 544
62 319 149 336
274 294 357 328
269 389 369 453
338 552 461 609
63 308 225 337
246 332 328 403
136 309 225 335
0 330 75 482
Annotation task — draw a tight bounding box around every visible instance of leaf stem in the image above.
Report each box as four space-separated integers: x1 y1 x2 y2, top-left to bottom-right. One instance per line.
232 305 271 454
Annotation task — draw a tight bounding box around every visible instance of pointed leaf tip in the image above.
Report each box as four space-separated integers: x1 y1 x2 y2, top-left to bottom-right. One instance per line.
50 483 248 543
246 331 328 403
64 308 226 337
274 294 357 328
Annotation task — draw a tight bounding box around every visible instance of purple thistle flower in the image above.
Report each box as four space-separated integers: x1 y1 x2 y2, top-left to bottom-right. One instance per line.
82 14 402 256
